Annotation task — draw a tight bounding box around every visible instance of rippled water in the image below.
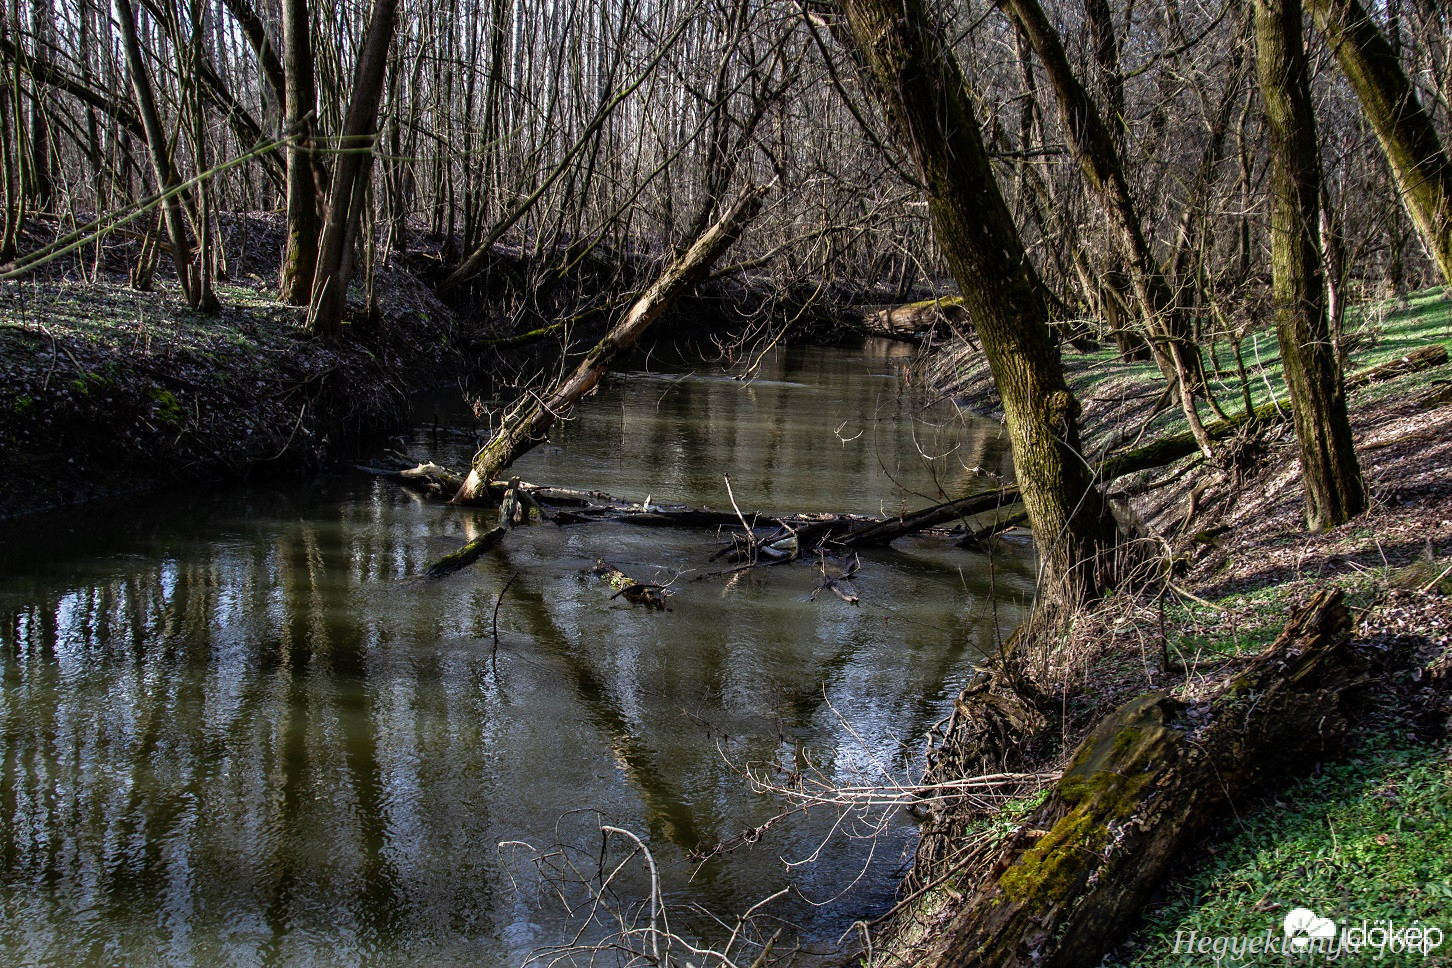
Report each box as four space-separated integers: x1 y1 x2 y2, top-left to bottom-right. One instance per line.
0 340 1032 965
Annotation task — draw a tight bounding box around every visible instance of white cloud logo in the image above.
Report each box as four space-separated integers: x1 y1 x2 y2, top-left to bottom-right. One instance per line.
1284 907 1338 949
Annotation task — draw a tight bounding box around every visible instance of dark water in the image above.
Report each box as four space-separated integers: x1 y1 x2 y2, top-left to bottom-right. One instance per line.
0 341 1032 966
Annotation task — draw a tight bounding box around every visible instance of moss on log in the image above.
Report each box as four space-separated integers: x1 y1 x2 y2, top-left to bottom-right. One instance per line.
851 296 969 341
915 590 1361 968
423 527 507 579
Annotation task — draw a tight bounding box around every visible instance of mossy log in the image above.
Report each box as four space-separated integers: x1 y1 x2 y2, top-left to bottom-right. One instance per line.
914 589 1362 968
851 296 969 341
589 560 672 609
423 527 507 579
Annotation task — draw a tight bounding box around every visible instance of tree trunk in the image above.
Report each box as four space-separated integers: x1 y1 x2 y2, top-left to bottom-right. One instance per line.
112 0 199 307
452 183 768 503
278 0 320 304
840 0 1117 608
998 0 1217 461
1254 0 1366 531
27 0 52 210
307 0 398 335
915 590 1363 968
1308 0 1452 287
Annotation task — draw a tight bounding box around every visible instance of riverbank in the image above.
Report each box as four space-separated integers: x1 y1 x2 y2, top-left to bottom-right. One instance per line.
0 219 486 520
0 217 862 522
870 289 1452 966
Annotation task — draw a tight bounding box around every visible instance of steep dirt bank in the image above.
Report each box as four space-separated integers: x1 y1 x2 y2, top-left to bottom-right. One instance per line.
0 218 487 520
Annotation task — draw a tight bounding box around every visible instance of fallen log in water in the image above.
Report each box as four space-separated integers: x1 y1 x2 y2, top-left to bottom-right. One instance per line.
907 590 1366 968
835 486 1020 548
453 183 770 503
424 526 507 579
849 296 969 342
589 560 673 609
397 353 1450 577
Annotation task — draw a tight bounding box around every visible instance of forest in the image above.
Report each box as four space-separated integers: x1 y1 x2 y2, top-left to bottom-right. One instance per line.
0 0 1450 964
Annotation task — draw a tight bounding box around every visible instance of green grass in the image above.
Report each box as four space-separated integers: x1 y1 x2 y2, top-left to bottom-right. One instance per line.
1064 286 1452 446
1155 572 1382 665
1110 736 1452 966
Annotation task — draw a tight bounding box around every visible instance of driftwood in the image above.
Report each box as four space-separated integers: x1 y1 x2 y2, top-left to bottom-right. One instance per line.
909 590 1365 968
957 504 1029 546
590 560 672 609
836 486 1020 548
422 478 530 579
424 527 507 579
810 555 861 605
452 183 770 503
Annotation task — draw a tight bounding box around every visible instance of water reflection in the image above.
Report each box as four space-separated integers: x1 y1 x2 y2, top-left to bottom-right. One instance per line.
0 341 1032 965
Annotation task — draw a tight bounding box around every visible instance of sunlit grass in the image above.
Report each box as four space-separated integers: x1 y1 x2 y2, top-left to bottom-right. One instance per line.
1110 737 1452 966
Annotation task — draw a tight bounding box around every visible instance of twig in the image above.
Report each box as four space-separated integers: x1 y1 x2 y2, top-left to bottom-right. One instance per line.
723 473 758 560
1420 563 1452 594
493 571 518 644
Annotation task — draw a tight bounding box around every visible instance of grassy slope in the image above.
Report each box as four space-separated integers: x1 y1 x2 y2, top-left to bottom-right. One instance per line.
1107 737 1452 966
1092 291 1452 966
905 289 1452 966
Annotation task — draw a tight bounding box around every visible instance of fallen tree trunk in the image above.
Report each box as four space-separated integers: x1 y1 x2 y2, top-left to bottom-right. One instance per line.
850 296 969 341
1343 342 1448 389
909 589 1364 968
589 560 673 609
452 183 769 503
836 486 1020 548
424 527 506 579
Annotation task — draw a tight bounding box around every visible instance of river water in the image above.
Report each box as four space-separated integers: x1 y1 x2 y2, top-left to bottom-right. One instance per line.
0 340 1032 966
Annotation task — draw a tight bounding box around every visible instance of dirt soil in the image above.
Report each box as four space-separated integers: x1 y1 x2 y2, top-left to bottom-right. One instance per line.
0 216 484 520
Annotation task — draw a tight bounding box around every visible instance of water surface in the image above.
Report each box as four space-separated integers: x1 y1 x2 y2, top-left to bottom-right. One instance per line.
0 341 1033 965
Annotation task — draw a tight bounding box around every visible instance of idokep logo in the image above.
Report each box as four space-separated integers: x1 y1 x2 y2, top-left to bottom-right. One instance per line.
1171 905 1445 963
1284 908 1337 950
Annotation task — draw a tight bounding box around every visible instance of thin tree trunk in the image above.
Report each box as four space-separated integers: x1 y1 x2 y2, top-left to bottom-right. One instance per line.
27 0 51 209
1308 0 1452 287
278 0 319 304
307 0 398 335
996 0 1217 459
1254 0 1365 531
840 0 1119 609
112 0 198 306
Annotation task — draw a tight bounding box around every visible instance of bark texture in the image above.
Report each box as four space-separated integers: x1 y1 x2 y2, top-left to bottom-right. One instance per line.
1254 0 1366 531
279 0 320 304
841 0 1117 606
113 0 200 307
307 0 398 334
1309 0 1452 287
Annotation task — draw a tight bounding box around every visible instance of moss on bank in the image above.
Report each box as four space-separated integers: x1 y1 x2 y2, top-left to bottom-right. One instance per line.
873 288 1452 967
1105 736 1452 966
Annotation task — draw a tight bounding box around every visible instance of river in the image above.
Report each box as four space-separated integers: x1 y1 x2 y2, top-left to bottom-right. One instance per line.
0 339 1033 966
